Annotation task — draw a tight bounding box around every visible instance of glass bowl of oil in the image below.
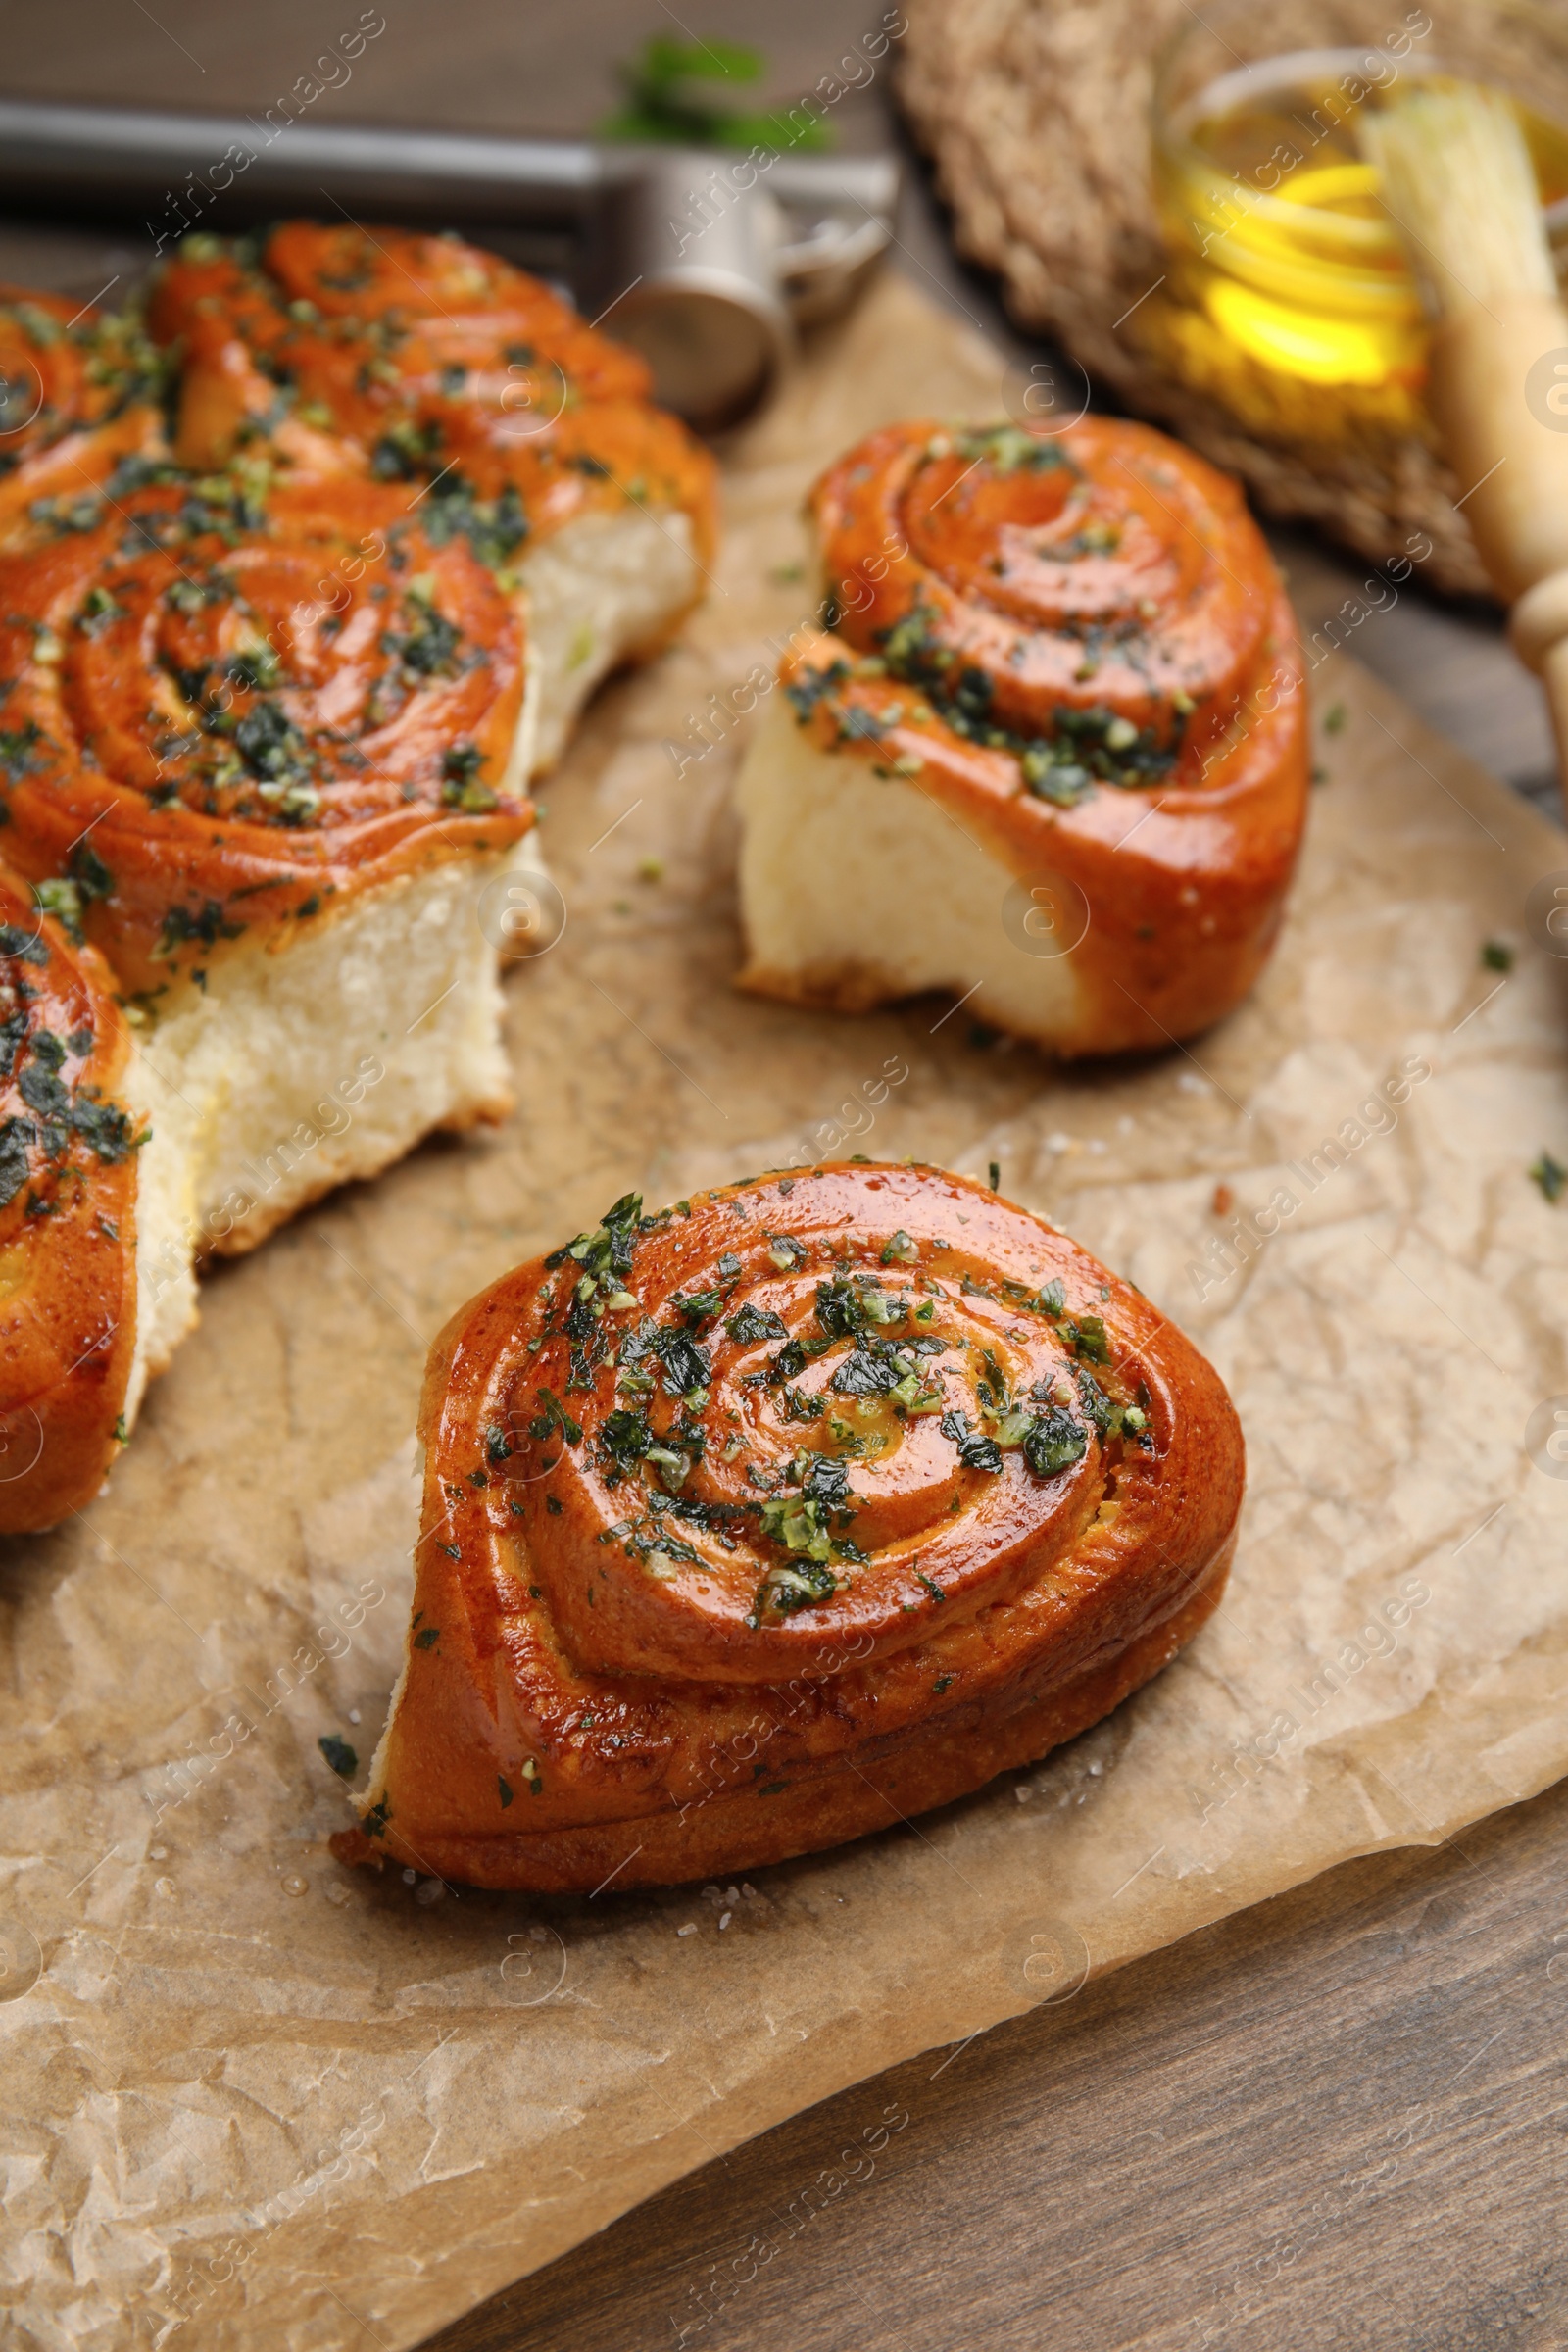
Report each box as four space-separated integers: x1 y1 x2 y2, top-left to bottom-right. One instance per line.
1151 0 1568 438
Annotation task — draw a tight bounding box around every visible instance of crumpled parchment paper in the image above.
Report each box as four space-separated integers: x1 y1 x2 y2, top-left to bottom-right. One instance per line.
5 272 1568 2352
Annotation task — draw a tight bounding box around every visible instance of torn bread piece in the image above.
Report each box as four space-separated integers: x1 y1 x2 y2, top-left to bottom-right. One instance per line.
132 830 546 1263
0 442 538 1508
0 455 537 1257
735 418 1309 1055
149 223 717 777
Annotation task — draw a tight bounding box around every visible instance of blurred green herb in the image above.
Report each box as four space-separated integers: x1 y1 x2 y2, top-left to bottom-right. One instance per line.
1530 1150 1567 1203
600 34 832 149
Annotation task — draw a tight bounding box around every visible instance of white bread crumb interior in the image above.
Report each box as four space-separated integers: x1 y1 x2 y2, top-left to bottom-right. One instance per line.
735 692 1083 1041
523 507 698 771
114 648 546 1440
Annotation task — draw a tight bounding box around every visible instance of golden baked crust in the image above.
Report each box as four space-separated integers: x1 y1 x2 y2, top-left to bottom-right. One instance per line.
0 871 142 1532
0 283 165 541
736 416 1308 1056
0 463 533 995
148 223 718 575
332 1160 1244 1890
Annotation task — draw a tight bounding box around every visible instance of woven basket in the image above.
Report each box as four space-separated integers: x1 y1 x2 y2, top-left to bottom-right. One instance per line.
896 0 1492 597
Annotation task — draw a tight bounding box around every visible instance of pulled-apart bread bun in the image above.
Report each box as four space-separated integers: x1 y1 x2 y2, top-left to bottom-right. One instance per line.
0 452 537 1271
0 422 539 1530
0 232 720 1531
735 418 1308 1054
333 1160 1243 1890
0 870 187 1534
149 224 717 771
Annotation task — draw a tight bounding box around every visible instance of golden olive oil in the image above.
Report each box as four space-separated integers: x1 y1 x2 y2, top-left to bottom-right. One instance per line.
1154 59 1568 403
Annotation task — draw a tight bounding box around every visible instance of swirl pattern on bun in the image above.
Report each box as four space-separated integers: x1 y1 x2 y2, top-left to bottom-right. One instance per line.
150 224 717 769
735 418 1308 1055
0 457 533 994
333 1160 1243 1890
0 285 164 536
149 223 652 416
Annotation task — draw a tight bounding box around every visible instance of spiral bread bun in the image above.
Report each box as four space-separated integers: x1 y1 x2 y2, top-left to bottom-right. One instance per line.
0 438 537 1313
332 1160 1243 1891
148 224 717 771
0 221 722 1524
735 419 1308 1055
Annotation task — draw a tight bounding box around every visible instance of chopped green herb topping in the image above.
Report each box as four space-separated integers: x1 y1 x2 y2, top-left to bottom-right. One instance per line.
1022 1407 1088 1476
758 1493 834 1563
33 878 83 942
753 1550 837 1620
865 594 1183 796
545 1190 642 1280
652 1325 710 1397
0 1115 36 1206
673 1284 724 1326
939 1408 1004 1472
157 899 245 959
440 742 498 812
69 843 114 902
1069 1364 1148 1446
1065 1314 1110 1364
947 425 1075 477
421 471 529 570
77 585 123 636
725 1300 788 1345
600 1406 654 1472
0 923 46 964
783 659 850 722
530 1387 584 1445
1530 1151 1567 1203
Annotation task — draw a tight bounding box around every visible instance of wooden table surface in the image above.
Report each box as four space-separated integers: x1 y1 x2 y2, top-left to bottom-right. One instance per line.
3 8 1563 2346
